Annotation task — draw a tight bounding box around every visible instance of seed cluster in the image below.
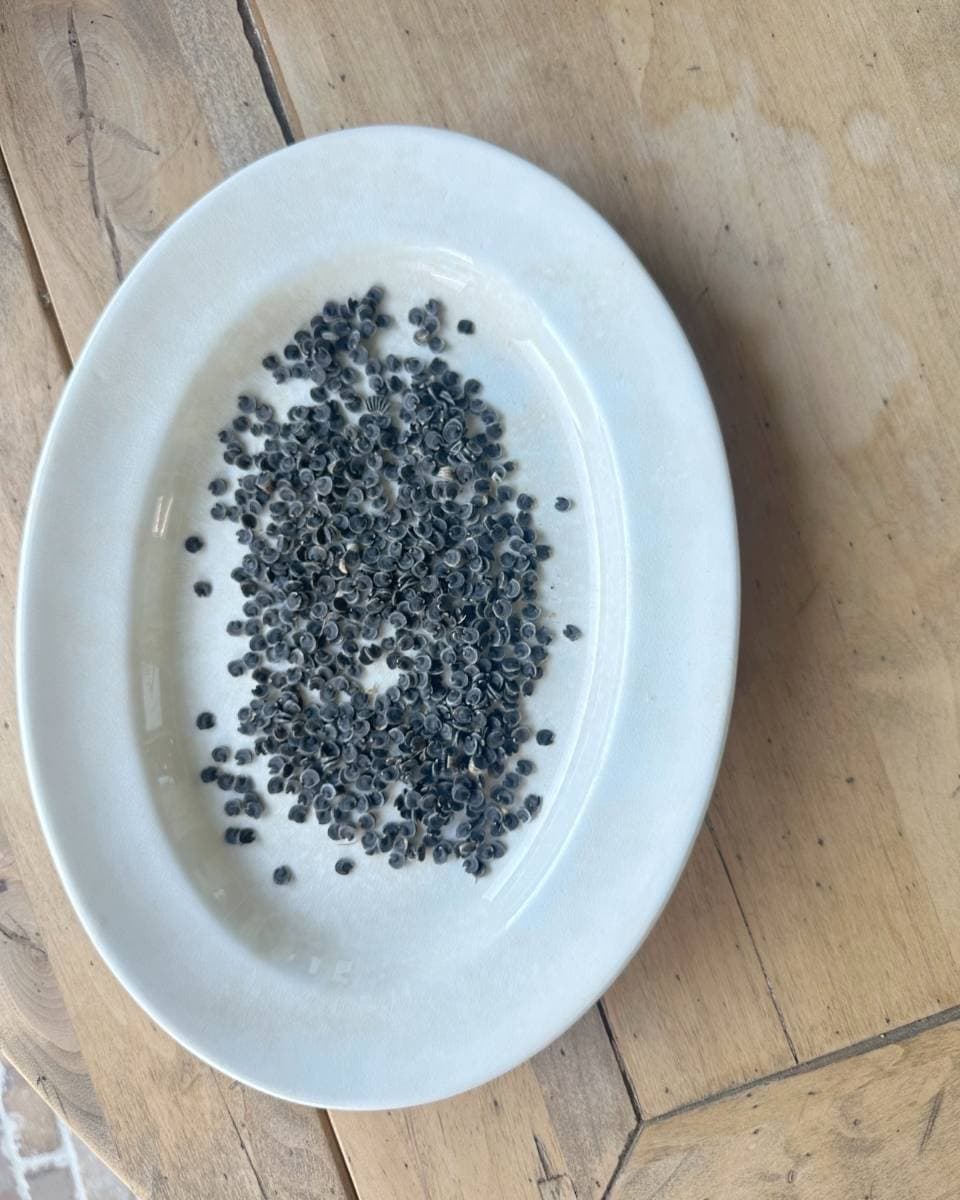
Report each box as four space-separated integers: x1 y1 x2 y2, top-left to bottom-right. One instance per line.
189 287 578 881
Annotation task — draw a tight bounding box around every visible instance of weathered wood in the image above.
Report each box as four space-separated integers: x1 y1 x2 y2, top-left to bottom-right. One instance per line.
612 1016 960 1199
0 6 355 1192
604 829 794 1115
0 0 282 356
257 0 960 1069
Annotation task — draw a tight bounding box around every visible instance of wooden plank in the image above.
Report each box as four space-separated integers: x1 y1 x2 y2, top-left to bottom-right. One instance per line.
0 152 352 1200
336 1015 633 1200
604 830 794 1115
0 7 360 1193
332 1010 635 1200
0 0 282 357
611 1016 960 1199
256 0 960 1069
0 815 112 1161
251 0 798 1111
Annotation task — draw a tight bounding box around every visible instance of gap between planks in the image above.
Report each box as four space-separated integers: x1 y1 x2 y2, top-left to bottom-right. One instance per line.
601 997 960 1199
704 815 799 1065
236 0 302 144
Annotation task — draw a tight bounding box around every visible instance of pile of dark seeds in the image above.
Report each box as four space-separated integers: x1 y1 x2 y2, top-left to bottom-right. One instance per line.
188 287 579 881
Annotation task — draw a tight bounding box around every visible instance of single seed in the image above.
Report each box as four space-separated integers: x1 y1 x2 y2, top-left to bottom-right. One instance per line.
554 496 572 512
194 580 213 597
273 865 291 884
184 536 204 553
536 729 555 746
563 624 582 641
335 858 354 875
456 318 475 334
196 711 215 730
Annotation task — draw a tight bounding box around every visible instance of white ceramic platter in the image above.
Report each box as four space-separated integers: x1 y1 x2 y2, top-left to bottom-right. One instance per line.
17 127 738 1108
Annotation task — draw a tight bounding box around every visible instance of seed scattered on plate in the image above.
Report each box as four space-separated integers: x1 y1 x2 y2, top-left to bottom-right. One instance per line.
562 624 582 641
196 711 215 730
335 858 354 875
184 535 204 553
554 496 572 512
194 580 213 597
536 729 555 746
193 287 585 881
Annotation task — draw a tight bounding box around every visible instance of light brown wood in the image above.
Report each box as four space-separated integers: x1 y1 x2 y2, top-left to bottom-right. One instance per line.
333 1010 636 1200
0 152 353 1199
0 0 282 357
4 0 960 1196
611 1018 960 1199
604 829 794 1115
0 4 359 1193
255 0 960 1068
0 816 111 1159
253 0 793 1118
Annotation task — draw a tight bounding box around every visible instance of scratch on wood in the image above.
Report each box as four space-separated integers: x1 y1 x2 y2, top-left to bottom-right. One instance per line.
215 1076 268 1199
0 919 47 957
36 1073 66 1119
97 116 159 155
919 1086 944 1154
102 208 123 281
534 1134 557 1182
67 6 99 220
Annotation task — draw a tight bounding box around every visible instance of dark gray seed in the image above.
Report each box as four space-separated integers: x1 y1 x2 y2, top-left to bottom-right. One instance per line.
288 804 308 823
224 827 240 844
184 536 203 553
196 711 215 730
273 865 291 884
388 850 405 869
224 799 241 816
200 766 218 783
456 318 475 334
562 624 583 641
334 858 354 875
536 729 555 746
194 580 212 597
212 745 230 763
554 496 572 512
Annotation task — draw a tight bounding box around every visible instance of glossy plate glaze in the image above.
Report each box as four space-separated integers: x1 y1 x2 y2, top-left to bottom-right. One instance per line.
17 127 738 1108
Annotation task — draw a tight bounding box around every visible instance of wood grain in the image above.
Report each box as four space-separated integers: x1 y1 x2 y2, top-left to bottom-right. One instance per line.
333 1010 636 1200
603 829 794 1115
611 1016 960 1199
255 0 960 1067
0 0 282 357
0 151 353 1199
253 0 793 1114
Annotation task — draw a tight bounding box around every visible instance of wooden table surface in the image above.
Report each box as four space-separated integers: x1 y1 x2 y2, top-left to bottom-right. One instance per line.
1 2 959 1196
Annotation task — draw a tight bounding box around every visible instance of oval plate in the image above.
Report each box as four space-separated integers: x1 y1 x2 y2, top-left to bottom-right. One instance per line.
17 127 738 1109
